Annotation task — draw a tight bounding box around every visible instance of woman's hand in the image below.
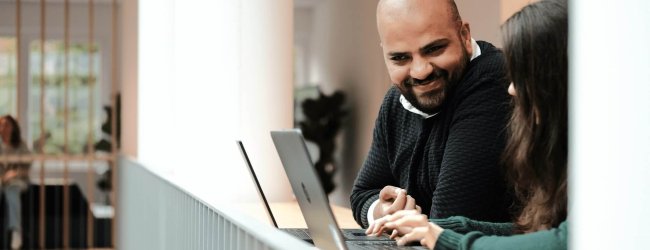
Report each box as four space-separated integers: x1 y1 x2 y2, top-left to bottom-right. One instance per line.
366 209 444 249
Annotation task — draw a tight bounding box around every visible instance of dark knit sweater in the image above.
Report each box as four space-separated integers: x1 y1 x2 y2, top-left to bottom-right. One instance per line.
350 41 513 228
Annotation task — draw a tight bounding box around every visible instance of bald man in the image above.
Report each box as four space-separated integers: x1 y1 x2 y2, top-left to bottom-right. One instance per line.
351 0 513 228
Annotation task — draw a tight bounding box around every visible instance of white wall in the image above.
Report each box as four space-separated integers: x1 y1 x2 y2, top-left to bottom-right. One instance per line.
500 0 537 23
294 7 313 87
137 0 294 206
456 0 501 47
457 0 538 47
572 0 650 249
299 0 391 206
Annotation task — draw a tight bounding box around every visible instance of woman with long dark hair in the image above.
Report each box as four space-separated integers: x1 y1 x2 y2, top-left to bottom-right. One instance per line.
365 0 568 249
0 115 32 249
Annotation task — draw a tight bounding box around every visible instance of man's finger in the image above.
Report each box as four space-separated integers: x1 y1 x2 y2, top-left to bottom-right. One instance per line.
415 205 422 214
386 190 407 214
405 195 416 210
379 185 401 201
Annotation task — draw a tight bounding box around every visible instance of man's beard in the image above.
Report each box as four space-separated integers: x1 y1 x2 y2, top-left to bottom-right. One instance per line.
397 48 470 114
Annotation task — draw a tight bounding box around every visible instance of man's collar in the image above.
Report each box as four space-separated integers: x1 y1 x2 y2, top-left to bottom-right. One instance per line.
470 38 481 61
399 38 481 118
399 95 438 118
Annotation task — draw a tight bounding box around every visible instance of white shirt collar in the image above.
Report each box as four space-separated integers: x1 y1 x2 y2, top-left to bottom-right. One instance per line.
399 38 482 118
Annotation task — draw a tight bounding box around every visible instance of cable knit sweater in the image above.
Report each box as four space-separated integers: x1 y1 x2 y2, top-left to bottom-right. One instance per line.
350 41 513 228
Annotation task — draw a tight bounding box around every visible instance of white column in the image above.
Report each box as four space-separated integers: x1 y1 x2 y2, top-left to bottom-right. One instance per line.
240 0 295 202
572 1 650 249
137 0 294 204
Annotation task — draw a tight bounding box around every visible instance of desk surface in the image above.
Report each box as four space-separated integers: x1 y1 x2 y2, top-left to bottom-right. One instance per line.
238 201 361 229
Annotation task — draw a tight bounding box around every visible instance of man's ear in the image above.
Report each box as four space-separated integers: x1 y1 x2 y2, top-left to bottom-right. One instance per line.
460 22 472 54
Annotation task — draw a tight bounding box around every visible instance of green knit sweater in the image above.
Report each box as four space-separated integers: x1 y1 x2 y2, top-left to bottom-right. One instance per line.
431 216 568 250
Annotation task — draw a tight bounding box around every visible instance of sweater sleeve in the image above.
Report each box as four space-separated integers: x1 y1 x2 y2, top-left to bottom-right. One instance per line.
429 75 511 221
350 89 400 228
434 221 568 250
431 216 514 236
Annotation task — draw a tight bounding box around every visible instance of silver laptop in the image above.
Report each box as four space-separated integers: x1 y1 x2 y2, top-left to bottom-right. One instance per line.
270 130 426 250
237 140 395 245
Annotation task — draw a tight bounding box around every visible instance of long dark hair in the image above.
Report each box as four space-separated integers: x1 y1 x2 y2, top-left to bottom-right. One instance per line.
501 0 568 233
2 115 23 148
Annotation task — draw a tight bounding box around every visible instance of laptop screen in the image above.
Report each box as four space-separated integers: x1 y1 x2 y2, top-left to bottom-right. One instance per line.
236 140 279 228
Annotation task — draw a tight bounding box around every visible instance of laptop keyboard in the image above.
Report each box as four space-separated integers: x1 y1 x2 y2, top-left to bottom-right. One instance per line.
343 229 392 241
280 228 312 240
281 228 393 241
280 228 426 249
348 241 426 249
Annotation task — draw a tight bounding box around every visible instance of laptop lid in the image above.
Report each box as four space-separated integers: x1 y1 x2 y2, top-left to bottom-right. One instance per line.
236 141 279 228
271 130 348 250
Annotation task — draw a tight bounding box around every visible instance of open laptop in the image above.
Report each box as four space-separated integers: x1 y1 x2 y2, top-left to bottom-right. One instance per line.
236 140 313 243
237 141 394 245
270 130 426 250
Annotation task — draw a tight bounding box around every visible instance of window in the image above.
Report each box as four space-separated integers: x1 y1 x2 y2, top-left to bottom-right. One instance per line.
0 37 17 117
28 40 103 155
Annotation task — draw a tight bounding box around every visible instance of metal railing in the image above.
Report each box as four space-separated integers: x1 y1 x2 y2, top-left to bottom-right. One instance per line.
117 156 311 250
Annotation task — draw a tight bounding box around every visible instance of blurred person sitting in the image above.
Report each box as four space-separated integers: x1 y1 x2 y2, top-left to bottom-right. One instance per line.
0 115 32 250
366 0 569 249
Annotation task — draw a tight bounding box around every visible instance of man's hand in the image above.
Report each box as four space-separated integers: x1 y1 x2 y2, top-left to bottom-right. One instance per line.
368 186 421 229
